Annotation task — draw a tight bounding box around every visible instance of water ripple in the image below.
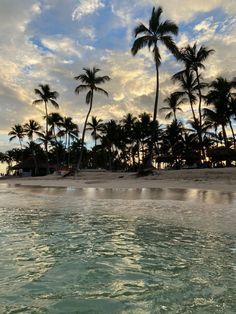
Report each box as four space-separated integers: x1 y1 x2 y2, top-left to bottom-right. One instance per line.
0 187 235 313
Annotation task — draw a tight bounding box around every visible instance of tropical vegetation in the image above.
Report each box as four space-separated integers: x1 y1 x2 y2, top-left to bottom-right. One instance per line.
1 6 236 176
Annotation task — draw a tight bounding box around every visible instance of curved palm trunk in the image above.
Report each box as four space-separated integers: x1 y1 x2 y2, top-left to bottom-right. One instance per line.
196 69 202 128
195 69 205 160
153 63 159 122
44 101 50 174
77 91 94 170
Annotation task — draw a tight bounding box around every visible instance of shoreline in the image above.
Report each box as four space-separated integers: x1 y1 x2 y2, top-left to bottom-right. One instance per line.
1 168 236 193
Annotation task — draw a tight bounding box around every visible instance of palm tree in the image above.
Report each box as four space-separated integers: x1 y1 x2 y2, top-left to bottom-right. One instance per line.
33 84 59 134
178 43 214 129
172 68 207 158
23 119 42 175
47 112 63 169
172 68 199 122
160 92 185 122
163 120 184 167
86 116 104 147
8 124 25 149
131 6 179 123
2 150 16 174
57 117 79 166
33 84 59 173
47 112 63 139
74 67 110 170
58 117 78 149
24 119 41 141
205 77 236 148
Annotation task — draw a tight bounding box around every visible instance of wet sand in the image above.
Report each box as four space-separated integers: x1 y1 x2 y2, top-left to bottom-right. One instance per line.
1 168 236 192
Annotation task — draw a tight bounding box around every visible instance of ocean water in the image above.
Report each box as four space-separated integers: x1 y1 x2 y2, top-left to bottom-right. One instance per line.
0 184 235 313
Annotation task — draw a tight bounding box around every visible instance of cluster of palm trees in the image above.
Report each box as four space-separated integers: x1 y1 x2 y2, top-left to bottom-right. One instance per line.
1 5 236 175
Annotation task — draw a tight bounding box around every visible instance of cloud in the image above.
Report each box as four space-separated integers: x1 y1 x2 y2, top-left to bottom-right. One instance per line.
0 0 236 152
72 0 105 21
80 26 96 39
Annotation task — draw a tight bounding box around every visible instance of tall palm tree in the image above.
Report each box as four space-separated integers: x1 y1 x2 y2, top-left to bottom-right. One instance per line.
172 68 207 158
24 119 41 141
160 92 185 122
131 6 179 123
86 116 104 147
178 43 214 129
74 67 110 170
33 84 59 173
8 124 25 149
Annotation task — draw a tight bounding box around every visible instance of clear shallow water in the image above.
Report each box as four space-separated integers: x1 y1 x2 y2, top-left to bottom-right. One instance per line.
0 184 235 313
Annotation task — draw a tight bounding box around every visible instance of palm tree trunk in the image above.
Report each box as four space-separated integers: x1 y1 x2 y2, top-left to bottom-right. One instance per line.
95 130 97 147
228 118 236 149
77 91 94 170
153 62 159 122
222 124 229 148
145 61 159 169
44 101 50 174
174 111 177 123
187 90 205 160
196 69 202 128
53 127 60 171
188 91 197 122
68 136 71 167
195 69 205 159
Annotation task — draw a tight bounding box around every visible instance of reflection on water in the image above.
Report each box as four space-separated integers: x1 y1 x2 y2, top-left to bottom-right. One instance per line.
0 185 235 313
2 183 236 205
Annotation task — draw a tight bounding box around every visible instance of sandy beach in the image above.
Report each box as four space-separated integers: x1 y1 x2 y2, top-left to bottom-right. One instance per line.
1 167 236 193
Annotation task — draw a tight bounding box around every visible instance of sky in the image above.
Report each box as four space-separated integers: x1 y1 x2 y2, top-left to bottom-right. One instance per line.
0 0 236 163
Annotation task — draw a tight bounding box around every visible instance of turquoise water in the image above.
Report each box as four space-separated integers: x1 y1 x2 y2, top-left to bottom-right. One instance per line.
0 185 235 313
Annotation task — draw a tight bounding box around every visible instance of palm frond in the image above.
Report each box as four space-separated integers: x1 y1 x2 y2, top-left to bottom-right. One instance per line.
149 6 163 32
94 75 111 84
86 90 92 104
165 112 173 120
158 20 178 36
9 136 16 142
134 23 151 37
32 99 43 105
131 35 151 55
74 74 90 83
160 35 179 56
75 84 89 94
94 87 109 97
50 99 59 109
34 89 44 98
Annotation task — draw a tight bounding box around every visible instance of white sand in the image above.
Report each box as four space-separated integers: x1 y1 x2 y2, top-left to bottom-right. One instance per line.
1 168 236 193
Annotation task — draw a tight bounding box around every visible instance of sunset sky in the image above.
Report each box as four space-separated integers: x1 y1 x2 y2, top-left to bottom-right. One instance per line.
0 0 236 159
